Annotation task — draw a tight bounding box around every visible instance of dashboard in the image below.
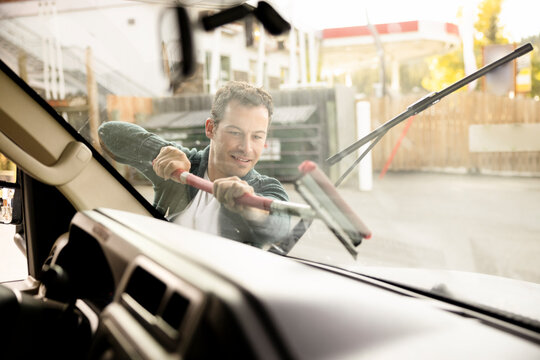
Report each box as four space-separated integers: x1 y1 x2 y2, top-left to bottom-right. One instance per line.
28 208 540 359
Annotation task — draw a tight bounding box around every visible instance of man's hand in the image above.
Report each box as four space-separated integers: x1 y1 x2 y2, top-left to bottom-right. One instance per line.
153 146 191 181
213 177 269 222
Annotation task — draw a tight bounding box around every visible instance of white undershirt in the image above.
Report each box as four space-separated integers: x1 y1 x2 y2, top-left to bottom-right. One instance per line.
172 170 221 235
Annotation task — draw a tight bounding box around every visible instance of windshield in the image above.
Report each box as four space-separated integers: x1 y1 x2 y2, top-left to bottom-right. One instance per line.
1 0 540 321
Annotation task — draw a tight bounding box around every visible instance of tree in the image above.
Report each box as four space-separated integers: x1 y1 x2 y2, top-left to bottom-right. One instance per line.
0 154 16 173
400 59 429 94
521 34 540 97
421 49 465 92
474 0 508 45
421 0 508 92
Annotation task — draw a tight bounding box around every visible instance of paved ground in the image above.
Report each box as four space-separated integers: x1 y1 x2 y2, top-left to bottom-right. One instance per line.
1 172 539 284
288 172 540 284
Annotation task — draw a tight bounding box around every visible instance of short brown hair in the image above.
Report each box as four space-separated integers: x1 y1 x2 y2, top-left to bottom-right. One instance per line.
211 81 273 126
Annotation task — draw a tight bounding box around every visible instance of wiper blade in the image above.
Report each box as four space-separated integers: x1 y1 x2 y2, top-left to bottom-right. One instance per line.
326 43 534 184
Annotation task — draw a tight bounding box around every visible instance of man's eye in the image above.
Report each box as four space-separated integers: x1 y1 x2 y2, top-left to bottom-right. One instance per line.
229 131 241 136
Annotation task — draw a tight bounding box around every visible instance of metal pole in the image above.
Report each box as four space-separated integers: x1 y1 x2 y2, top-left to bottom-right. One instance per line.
86 47 102 152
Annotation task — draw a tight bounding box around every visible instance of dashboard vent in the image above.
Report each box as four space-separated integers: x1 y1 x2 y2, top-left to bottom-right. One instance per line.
125 266 166 315
120 258 206 351
162 292 190 330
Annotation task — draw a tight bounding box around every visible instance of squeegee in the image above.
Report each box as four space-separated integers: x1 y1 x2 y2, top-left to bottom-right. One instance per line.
172 160 370 257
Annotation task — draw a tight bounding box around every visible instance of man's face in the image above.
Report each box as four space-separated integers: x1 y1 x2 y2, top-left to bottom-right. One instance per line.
206 100 269 180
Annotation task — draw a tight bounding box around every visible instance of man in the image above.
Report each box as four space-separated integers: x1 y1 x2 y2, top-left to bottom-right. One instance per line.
99 81 290 250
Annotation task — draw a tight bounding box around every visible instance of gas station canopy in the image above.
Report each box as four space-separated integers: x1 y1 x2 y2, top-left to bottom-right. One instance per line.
320 20 461 74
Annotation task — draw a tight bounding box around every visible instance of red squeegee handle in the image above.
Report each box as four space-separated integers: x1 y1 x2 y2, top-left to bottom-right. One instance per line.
172 169 273 211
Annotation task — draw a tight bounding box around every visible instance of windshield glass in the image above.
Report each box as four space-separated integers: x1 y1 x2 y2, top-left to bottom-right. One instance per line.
1 0 539 321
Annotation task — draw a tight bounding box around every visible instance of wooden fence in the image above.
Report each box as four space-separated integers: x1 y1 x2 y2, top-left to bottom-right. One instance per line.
105 90 540 178
367 92 540 176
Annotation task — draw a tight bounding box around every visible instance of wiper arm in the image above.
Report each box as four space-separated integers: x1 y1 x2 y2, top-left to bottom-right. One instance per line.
327 43 534 184
334 132 385 187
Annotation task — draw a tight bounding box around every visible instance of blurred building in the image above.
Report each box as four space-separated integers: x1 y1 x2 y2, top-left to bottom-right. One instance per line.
0 0 318 99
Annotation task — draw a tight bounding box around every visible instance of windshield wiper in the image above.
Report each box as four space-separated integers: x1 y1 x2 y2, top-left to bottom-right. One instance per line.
327 43 534 187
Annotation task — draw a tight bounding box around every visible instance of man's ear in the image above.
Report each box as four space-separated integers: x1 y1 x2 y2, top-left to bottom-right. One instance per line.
205 118 215 139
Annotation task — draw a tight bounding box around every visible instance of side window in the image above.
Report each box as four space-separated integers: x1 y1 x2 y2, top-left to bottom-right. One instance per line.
0 153 16 183
0 153 18 225
0 153 27 282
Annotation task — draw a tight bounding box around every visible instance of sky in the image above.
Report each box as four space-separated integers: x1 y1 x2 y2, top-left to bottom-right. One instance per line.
1 0 537 41
275 0 540 42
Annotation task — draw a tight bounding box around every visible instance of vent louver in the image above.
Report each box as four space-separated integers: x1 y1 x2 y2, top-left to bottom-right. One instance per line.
125 266 166 315
162 292 190 330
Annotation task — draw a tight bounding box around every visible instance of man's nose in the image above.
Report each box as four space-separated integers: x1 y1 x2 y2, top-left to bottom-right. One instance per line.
238 135 252 152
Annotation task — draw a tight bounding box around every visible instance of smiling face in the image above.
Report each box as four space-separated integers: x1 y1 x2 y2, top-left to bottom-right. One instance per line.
206 100 269 181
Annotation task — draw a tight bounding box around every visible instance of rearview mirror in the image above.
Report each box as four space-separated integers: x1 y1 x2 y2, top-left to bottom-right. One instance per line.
1 183 22 225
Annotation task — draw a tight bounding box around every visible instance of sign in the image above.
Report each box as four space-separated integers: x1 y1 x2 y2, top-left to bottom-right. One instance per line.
516 52 532 94
469 123 540 152
483 44 515 96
